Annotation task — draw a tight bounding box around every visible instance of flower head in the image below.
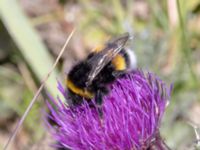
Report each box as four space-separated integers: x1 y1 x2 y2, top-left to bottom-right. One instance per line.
46 71 172 150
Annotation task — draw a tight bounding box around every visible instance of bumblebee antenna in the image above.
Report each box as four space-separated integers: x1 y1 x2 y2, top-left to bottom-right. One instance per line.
3 28 75 150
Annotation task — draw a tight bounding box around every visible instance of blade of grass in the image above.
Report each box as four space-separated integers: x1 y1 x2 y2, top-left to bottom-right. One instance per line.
0 0 58 98
112 0 124 23
148 0 168 30
176 0 198 85
3 28 75 150
112 0 125 33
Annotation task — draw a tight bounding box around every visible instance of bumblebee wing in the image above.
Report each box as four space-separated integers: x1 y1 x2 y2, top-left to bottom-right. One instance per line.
86 33 130 86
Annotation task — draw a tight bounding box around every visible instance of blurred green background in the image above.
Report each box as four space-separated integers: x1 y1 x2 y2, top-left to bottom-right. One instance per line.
0 0 200 149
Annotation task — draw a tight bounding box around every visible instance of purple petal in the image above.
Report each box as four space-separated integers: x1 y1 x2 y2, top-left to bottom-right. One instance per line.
45 70 172 150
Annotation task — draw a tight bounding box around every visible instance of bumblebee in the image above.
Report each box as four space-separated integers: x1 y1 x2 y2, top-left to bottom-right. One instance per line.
66 33 137 106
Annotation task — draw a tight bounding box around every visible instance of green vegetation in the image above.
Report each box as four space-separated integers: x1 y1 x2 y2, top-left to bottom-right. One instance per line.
0 0 200 149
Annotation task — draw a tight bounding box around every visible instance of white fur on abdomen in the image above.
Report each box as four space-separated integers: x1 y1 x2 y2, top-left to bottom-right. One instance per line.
126 48 137 70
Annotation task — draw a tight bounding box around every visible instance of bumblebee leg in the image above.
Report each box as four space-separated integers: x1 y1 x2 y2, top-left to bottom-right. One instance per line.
95 90 104 117
112 70 126 78
95 90 103 105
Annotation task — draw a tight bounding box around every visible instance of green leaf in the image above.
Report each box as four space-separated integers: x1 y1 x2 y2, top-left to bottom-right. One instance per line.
0 0 61 99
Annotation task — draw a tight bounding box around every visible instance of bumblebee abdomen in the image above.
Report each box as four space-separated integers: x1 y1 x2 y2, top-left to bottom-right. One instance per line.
111 54 127 71
111 48 137 72
65 33 137 106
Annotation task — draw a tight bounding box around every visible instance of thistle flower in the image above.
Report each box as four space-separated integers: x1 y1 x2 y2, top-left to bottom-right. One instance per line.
46 71 172 150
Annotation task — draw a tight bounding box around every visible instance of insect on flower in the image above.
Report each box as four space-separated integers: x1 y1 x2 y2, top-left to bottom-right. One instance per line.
47 71 172 150
66 33 137 107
